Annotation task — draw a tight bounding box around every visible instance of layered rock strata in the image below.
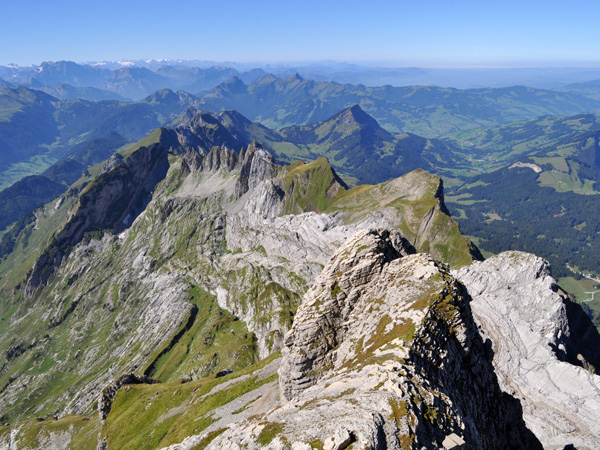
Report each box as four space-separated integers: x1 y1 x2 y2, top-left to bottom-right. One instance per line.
7 231 600 450
200 229 541 449
455 252 600 450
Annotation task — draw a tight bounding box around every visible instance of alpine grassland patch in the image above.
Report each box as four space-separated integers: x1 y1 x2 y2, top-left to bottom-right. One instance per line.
104 352 280 450
281 157 343 214
557 277 599 303
143 286 259 382
0 154 58 190
257 422 285 446
119 128 163 158
7 415 100 450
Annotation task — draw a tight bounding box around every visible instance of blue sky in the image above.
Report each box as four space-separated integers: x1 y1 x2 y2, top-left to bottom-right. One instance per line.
2 0 599 67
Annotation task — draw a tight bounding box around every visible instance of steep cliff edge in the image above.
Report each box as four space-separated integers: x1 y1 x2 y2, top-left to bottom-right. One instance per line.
193 229 540 449
455 252 600 450
24 142 170 296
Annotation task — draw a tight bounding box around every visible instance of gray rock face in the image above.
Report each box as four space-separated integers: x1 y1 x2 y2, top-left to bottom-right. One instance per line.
233 143 277 200
212 156 451 361
8 195 599 450
221 199 406 360
25 143 170 296
227 200 405 268
199 229 541 450
455 252 600 450
279 228 415 400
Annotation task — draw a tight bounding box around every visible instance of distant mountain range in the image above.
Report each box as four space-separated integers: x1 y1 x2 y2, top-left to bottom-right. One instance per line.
3 69 600 329
199 73 600 136
0 61 266 101
0 132 128 232
6 60 600 92
5 74 600 189
556 78 600 100
193 105 463 184
0 86 202 188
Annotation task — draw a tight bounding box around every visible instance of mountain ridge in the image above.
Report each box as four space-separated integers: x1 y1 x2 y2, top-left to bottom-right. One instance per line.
0 125 477 427
4 231 597 449
0 114 598 449
199 75 600 136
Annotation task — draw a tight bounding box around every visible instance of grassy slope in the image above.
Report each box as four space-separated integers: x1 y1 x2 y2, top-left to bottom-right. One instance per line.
278 158 477 268
1 352 280 450
0 415 101 450
104 355 279 450
143 286 259 382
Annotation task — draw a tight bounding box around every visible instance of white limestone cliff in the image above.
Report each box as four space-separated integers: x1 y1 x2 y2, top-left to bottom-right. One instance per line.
455 252 600 450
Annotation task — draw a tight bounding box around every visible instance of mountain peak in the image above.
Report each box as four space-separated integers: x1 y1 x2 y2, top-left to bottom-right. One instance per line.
219 75 247 93
215 109 253 126
186 111 231 134
224 75 241 83
142 88 178 104
284 73 304 83
254 73 278 85
336 104 378 127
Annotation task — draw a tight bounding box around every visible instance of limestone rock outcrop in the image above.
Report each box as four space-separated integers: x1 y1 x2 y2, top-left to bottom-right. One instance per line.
98 373 160 422
201 229 541 450
25 143 170 296
6 222 600 449
279 228 415 400
455 252 600 450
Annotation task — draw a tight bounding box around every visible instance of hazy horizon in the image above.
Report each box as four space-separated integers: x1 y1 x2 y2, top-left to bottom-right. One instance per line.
3 0 599 68
5 58 600 70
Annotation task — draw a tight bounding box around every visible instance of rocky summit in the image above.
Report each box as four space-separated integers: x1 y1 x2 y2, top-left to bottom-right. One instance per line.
0 114 599 449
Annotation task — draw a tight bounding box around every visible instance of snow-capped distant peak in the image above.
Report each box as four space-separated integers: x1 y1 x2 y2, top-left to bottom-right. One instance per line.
145 58 171 64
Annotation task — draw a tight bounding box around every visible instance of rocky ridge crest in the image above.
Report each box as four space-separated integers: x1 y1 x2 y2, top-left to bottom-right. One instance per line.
2 227 598 449
455 252 600 450
181 229 540 450
177 235 599 450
